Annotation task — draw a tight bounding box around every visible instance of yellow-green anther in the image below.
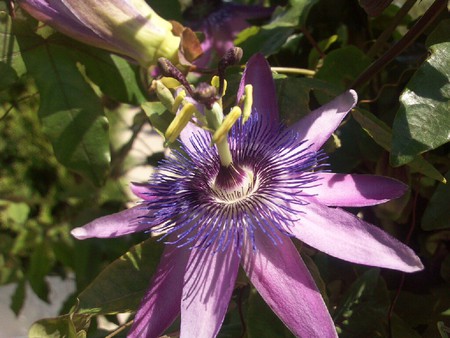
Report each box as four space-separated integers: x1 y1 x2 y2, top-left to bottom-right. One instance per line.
165 103 196 144
242 84 253 123
155 80 175 111
172 89 186 113
212 106 242 144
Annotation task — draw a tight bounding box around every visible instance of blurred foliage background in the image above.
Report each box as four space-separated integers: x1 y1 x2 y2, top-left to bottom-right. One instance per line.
1 0 449 337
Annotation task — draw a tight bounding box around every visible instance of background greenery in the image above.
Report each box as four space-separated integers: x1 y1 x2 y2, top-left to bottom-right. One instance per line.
1 0 449 337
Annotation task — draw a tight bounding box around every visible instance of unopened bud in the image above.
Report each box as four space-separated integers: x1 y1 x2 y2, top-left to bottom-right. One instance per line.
154 80 175 111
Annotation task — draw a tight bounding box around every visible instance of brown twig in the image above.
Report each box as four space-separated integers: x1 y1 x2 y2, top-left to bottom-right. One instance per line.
351 0 448 89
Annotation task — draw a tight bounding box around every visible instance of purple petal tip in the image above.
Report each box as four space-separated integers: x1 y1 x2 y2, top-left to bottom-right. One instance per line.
71 227 88 240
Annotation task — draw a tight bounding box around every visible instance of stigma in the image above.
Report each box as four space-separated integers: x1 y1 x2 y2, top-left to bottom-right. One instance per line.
212 164 257 203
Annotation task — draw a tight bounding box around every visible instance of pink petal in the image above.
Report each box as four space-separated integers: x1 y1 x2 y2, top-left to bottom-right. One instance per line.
128 244 189 338
70 205 150 239
238 54 279 126
179 121 209 154
242 230 338 338
289 201 424 272
291 90 358 152
305 173 408 207
180 245 240 338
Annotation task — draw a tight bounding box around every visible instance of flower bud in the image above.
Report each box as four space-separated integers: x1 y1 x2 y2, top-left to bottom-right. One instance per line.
19 0 181 67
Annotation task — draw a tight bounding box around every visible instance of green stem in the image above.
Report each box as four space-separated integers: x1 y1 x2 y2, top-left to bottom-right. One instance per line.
271 67 316 76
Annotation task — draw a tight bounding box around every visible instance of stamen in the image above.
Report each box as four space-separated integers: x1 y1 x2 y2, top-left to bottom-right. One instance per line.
212 106 242 144
165 103 196 144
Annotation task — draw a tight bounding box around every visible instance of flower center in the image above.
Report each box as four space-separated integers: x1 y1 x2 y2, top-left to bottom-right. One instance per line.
212 164 257 203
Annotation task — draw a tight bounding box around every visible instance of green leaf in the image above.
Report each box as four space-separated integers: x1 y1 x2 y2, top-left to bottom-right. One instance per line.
28 314 90 338
27 242 52 302
333 269 389 337
422 171 450 230
391 20 450 166
352 108 446 182
10 279 26 316
275 77 340 125
0 62 19 91
77 238 163 315
72 43 147 104
315 46 372 95
141 101 173 136
0 10 27 77
247 289 295 338
390 314 422 338
14 21 110 186
266 0 319 28
237 26 294 62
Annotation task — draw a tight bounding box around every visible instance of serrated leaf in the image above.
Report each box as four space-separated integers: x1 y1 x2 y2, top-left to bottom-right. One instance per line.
77 238 163 315
391 20 450 166
13 21 110 186
422 171 450 230
352 108 445 182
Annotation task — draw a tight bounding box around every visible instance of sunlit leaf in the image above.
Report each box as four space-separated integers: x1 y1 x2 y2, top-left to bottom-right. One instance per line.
391 20 450 166
267 0 319 28
352 108 446 182
0 11 26 77
28 314 90 338
13 18 110 186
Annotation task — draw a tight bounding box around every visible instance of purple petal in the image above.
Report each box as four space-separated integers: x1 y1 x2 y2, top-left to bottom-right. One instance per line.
291 90 358 152
128 244 189 338
130 182 157 201
238 54 279 127
242 230 338 338
70 205 150 239
305 173 408 207
180 245 240 337
179 121 209 153
289 202 424 272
